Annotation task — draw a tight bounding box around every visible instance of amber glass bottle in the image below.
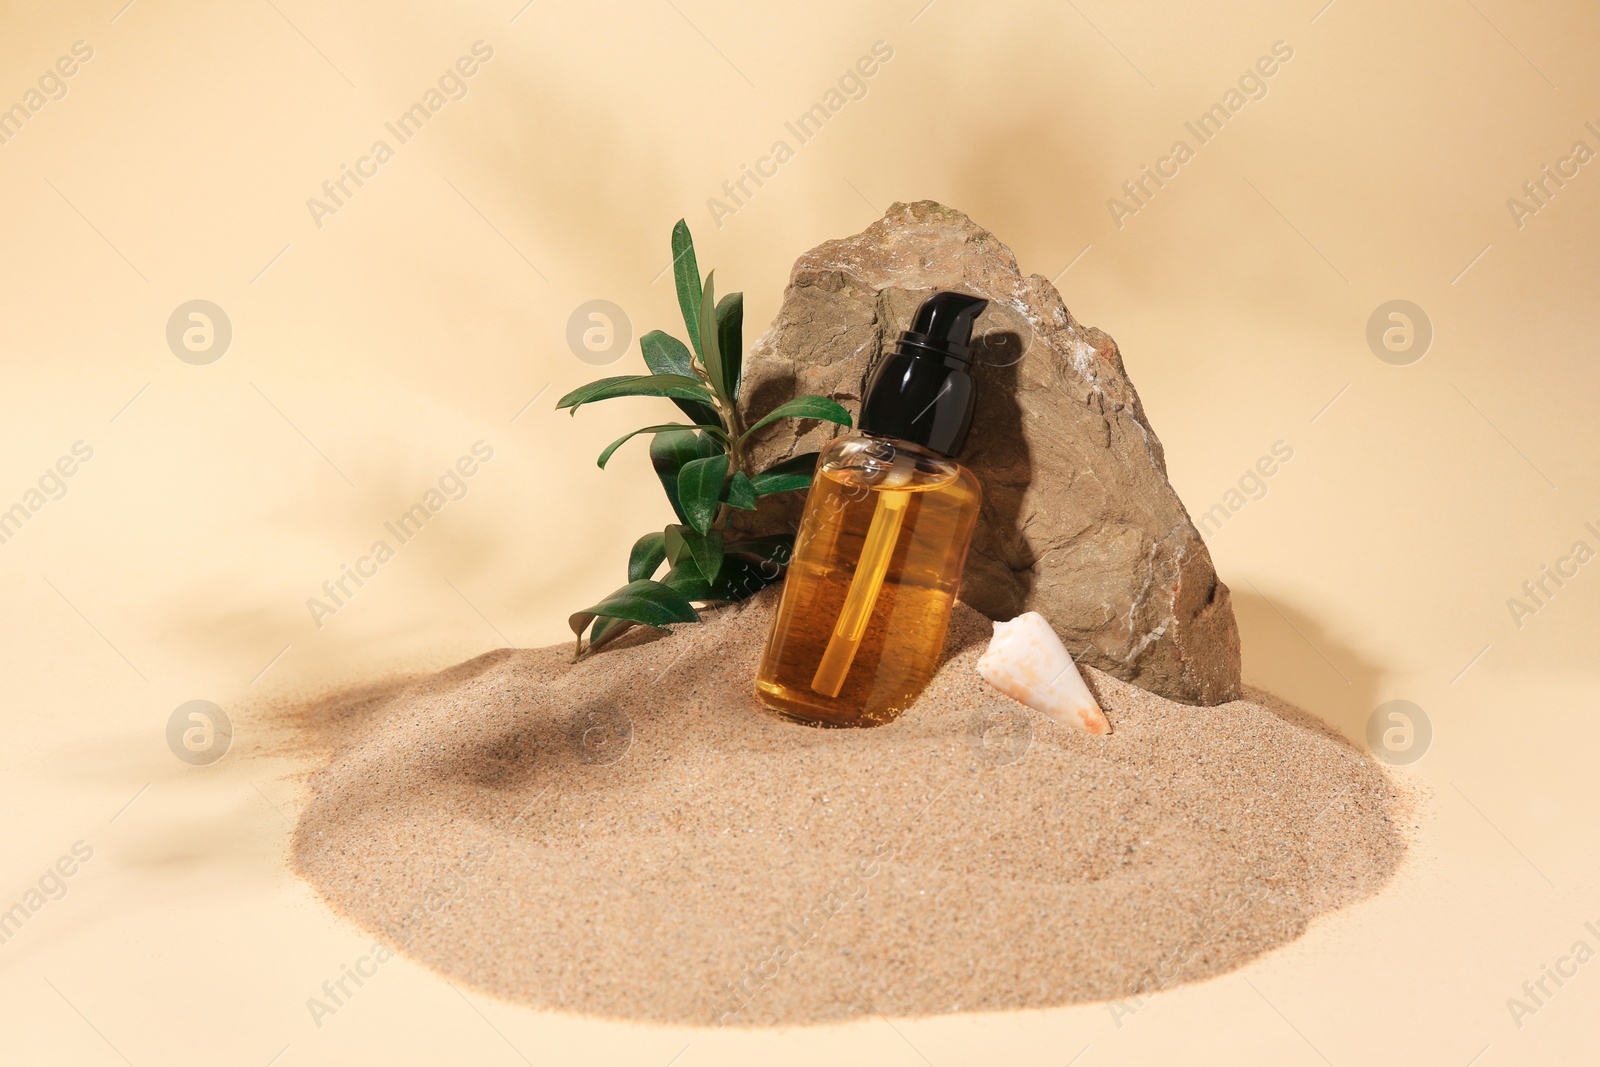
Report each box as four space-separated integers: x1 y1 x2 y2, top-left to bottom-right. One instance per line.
755 292 988 727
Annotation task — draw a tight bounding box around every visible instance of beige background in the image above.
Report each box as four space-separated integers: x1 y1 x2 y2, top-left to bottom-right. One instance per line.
2 0 1597 1063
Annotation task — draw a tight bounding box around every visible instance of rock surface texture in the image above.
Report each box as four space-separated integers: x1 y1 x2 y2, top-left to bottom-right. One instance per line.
737 201 1242 705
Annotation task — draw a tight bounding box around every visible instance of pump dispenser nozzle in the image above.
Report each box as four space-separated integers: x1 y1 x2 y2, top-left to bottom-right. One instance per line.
858 291 989 457
904 290 989 359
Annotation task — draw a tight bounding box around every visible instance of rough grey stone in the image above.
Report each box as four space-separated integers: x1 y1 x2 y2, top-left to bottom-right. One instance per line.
735 200 1242 705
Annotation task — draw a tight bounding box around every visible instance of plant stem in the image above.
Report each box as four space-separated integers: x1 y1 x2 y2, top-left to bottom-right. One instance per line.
713 397 747 532
689 361 748 534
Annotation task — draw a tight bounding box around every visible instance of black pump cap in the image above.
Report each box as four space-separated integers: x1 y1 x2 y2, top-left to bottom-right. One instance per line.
858 291 988 457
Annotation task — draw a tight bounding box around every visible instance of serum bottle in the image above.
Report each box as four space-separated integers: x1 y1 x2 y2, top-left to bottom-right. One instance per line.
755 291 988 727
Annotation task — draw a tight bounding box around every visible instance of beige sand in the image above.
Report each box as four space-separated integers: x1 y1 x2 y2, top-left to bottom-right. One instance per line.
285 589 1407 1027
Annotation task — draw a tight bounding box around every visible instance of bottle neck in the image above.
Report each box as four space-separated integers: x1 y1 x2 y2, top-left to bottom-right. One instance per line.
820 434 966 489
857 433 957 468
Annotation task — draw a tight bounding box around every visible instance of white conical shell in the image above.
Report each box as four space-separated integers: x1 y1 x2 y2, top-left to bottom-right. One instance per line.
975 612 1111 735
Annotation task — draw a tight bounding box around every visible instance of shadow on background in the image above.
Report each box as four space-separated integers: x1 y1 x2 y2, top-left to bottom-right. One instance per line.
1230 587 1385 745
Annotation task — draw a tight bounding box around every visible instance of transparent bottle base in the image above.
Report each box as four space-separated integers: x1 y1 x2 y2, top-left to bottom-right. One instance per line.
753 680 903 729
753 435 981 730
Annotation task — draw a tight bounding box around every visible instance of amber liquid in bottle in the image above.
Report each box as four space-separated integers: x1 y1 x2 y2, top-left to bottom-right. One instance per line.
755 435 982 727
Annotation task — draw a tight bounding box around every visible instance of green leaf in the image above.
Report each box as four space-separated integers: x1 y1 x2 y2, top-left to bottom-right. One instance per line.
557 374 714 415
680 527 723 583
639 329 694 377
725 470 758 510
597 423 725 469
676 453 728 534
659 562 711 602
664 524 728 586
662 524 692 567
750 452 821 495
587 614 637 652
556 375 634 410
650 431 725 523
714 292 743 403
627 531 667 581
671 220 703 357
568 579 699 644
698 271 725 405
661 556 779 604
640 330 722 427
741 395 853 439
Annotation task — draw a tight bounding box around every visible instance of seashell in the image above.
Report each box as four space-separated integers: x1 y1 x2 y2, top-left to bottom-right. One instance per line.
976 612 1111 735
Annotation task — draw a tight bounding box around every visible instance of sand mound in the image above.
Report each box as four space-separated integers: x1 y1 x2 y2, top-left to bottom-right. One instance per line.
287 588 1406 1027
